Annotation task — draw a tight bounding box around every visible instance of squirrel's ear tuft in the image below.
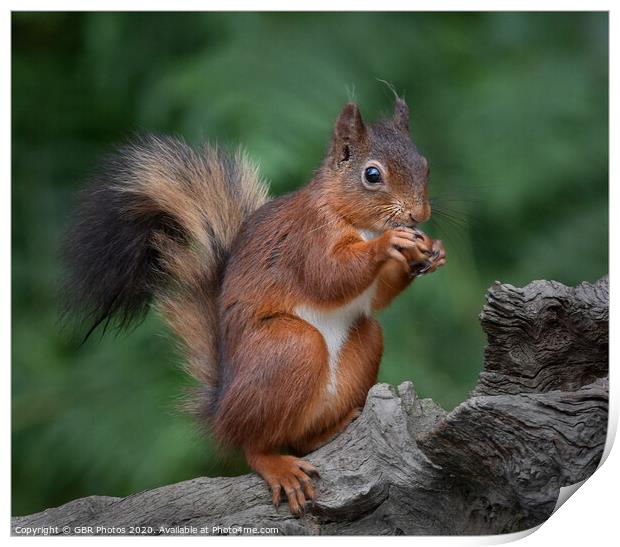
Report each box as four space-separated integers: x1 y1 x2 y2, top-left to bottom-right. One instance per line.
329 102 366 166
393 96 410 133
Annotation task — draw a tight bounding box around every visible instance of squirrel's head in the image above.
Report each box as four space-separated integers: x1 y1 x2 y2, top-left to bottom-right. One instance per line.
322 98 431 231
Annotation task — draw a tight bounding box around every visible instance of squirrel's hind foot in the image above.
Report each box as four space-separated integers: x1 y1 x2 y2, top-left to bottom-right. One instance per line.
246 453 319 516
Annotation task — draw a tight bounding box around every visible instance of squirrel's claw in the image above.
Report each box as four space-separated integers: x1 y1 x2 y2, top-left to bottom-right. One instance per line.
271 484 282 510
408 237 446 278
297 460 320 478
409 261 431 278
251 454 318 517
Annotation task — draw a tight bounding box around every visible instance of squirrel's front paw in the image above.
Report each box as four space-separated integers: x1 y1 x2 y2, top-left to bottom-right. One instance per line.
377 227 419 268
403 232 446 278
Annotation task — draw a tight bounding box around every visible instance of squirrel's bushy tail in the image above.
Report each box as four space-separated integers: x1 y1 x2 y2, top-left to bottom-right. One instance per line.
62 135 268 409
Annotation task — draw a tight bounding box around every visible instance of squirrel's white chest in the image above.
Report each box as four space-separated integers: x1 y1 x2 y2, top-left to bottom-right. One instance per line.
293 280 377 396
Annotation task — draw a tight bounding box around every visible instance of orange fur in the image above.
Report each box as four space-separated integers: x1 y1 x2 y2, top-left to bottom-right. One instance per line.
206 99 447 515
66 100 446 517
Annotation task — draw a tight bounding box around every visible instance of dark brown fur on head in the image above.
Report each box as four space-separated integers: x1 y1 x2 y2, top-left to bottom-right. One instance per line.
319 97 431 231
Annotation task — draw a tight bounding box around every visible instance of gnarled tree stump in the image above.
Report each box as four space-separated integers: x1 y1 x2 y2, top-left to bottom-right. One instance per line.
12 277 609 535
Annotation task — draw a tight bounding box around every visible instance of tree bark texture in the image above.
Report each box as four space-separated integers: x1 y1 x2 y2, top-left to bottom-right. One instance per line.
12 277 609 536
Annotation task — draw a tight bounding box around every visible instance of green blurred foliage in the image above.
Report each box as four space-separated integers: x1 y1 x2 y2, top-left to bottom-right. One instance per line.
12 12 608 516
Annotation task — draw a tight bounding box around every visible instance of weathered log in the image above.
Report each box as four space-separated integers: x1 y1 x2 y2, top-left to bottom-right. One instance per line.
11 277 608 536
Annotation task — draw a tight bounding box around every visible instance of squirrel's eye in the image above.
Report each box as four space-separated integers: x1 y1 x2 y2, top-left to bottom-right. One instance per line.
364 166 382 184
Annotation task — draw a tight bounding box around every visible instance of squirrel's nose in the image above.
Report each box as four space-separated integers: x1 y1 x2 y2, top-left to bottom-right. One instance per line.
409 205 431 225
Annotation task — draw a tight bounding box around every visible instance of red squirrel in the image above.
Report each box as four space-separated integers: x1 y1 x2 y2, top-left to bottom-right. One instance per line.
63 96 446 515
